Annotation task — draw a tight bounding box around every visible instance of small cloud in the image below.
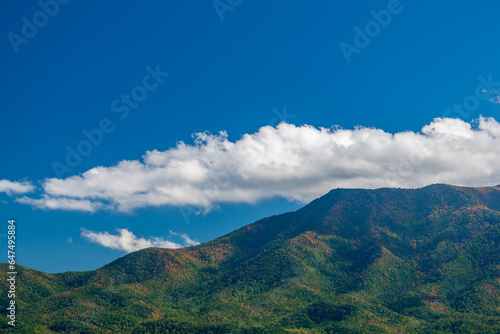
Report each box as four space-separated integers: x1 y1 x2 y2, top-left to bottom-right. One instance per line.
67 237 73 244
168 231 200 247
16 195 101 213
484 88 500 104
0 180 34 195
80 228 197 253
489 95 500 104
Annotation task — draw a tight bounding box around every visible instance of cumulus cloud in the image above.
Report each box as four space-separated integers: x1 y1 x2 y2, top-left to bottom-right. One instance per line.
81 228 199 253
17 116 500 212
0 180 34 195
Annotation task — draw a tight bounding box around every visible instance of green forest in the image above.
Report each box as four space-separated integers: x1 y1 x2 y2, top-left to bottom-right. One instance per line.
1 184 499 333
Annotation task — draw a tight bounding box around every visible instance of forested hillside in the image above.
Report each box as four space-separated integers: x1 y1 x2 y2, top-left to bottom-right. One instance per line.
1 184 499 333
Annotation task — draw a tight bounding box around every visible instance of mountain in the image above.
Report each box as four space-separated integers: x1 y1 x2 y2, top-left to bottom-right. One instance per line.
1 184 499 333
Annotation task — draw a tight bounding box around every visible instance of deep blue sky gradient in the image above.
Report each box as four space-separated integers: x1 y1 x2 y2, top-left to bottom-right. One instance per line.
1 0 499 272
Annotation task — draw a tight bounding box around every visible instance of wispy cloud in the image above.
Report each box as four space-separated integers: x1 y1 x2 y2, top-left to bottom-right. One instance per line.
80 228 199 253
482 87 500 104
17 116 500 212
17 195 101 212
168 231 200 247
0 179 34 195
489 93 500 104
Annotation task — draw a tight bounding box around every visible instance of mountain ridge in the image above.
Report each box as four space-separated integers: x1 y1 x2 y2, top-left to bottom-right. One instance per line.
1 184 500 333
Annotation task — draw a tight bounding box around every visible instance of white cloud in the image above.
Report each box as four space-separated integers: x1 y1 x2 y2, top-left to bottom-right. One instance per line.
486 89 500 104
80 228 199 253
17 117 500 212
0 180 34 195
16 195 101 212
168 231 200 247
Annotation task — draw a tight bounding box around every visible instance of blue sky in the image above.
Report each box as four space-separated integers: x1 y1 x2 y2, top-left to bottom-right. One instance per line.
1 0 500 273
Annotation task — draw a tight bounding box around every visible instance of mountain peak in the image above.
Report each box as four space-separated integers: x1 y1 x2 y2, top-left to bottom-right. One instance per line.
2 184 499 333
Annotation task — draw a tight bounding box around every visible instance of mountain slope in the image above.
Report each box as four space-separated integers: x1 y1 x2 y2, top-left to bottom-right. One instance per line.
1 184 500 333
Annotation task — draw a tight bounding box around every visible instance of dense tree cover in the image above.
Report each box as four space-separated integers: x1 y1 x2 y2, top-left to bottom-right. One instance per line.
0 184 499 333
